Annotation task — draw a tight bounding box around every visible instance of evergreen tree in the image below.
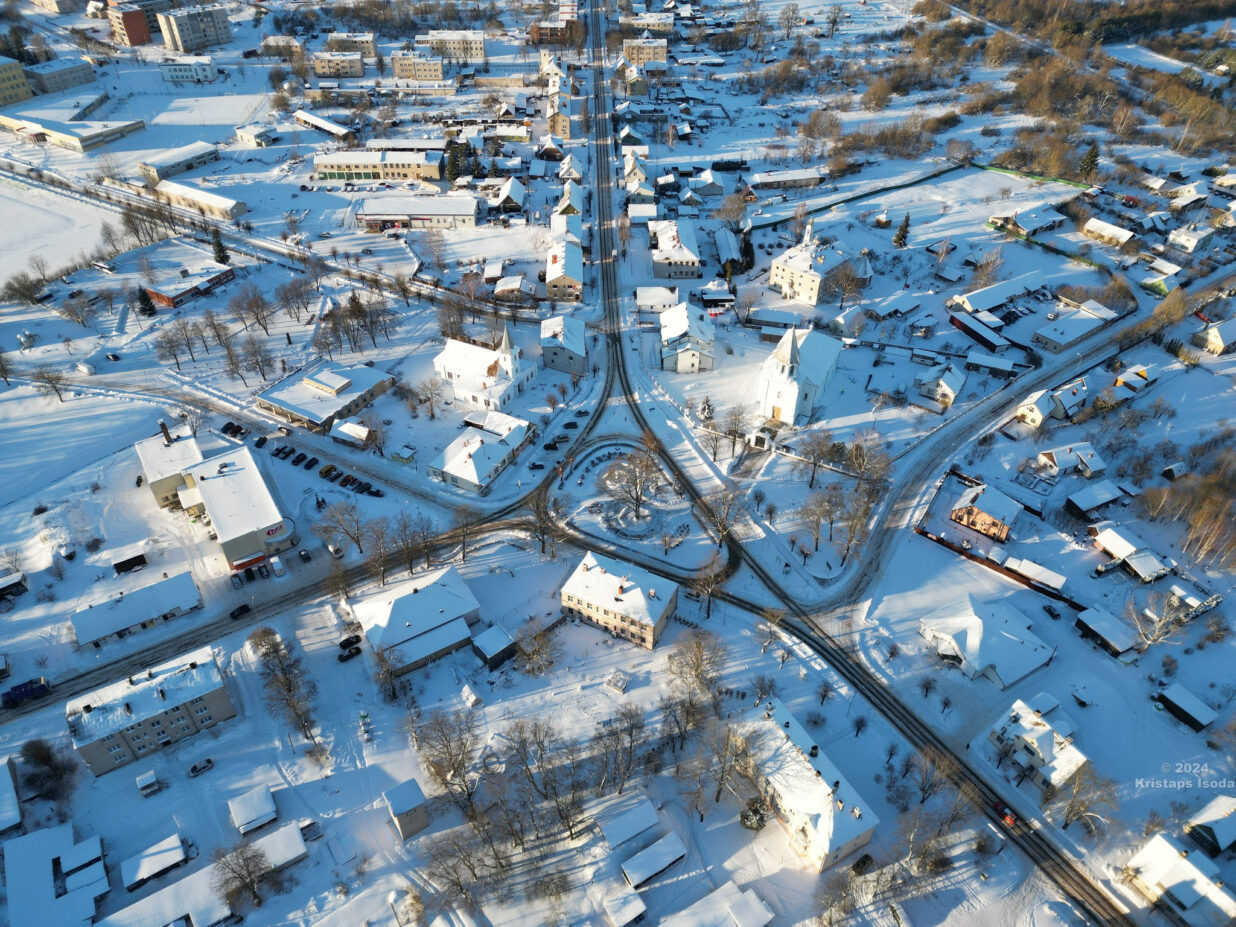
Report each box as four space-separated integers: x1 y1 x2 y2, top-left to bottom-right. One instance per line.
136 287 155 316
892 212 910 248
1079 143 1100 180
211 227 230 265
699 395 714 421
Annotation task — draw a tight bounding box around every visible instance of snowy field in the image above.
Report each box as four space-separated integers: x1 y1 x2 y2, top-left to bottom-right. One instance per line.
0 179 116 281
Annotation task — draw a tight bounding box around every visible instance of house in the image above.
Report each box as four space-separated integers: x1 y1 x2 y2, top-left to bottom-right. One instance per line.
1081 217 1136 248
918 598 1054 690
546 95 573 139
256 360 396 432
990 208 1065 237
949 483 1022 542
355 195 479 230
951 270 1046 314
1191 317 1236 355
745 699 877 871
384 778 430 841
540 315 588 375
432 326 535 411
1185 796 1236 858
1037 442 1106 478
697 279 736 315
636 285 679 312
1066 480 1124 519
988 692 1087 792
949 312 1010 353
135 422 203 507
754 328 842 426
662 882 775 927
595 792 660 850
554 179 585 217
1015 378 1088 427
71 569 202 648
622 832 686 888
560 551 679 649
487 175 525 212
351 566 481 674
546 239 585 301
1074 607 1137 658
137 141 219 184
235 123 279 147
494 275 535 303
623 151 648 184
1168 226 1214 254
229 784 277 835
551 211 586 251
914 362 966 406
557 153 582 182
64 646 236 775
659 302 715 373
1114 362 1158 398
769 221 867 307
688 168 723 196
648 220 702 279
536 133 565 161
1124 834 1236 927
625 177 656 204
470 623 517 670
1087 521 1170 583
3 825 108 926
329 418 374 449
427 410 531 494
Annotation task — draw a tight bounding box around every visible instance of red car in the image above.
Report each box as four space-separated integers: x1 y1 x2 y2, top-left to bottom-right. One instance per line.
994 802 1017 828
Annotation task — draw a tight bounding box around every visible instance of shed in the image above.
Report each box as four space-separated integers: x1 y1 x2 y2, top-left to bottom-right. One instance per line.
603 884 647 926
228 783 277 835
384 777 429 841
621 831 686 887
1155 683 1217 732
1186 795 1236 857
1074 607 1136 657
598 795 659 850
121 834 186 891
471 624 517 671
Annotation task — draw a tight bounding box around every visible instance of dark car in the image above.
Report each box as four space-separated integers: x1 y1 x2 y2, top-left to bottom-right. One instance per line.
244 567 255 583
298 549 312 563
339 475 355 488
304 456 319 470
554 434 568 443
105 352 121 362
222 421 237 435
257 564 269 579
352 480 371 494
366 487 385 498
230 574 243 590
338 634 361 649
229 604 252 620
254 435 268 448
564 421 578 429
574 409 590 417
529 462 546 471
851 853 874 875
542 442 558 451
327 470 343 483
292 453 307 466
337 646 362 663
187 758 214 777
1043 604 1061 620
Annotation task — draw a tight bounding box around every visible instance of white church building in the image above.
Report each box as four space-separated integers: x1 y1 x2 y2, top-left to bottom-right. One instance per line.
754 328 842 426
432 324 536 411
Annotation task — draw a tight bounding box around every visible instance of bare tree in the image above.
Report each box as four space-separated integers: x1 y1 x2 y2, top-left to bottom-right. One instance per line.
250 627 317 743
212 843 271 908
2 547 22 573
416 376 445 419
670 629 727 702
57 295 96 329
516 616 561 676
701 426 723 462
0 349 13 386
601 449 660 519
691 551 726 620
373 647 399 702
20 739 76 803
364 516 392 585
722 405 748 456
710 721 754 803
418 708 481 808
712 192 747 232
30 366 69 402
760 607 784 653
792 430 836 490
392 508 435 573
241 334 272 381
202 308 231 348
703 485 744 549
530 494 567 557
1127 591 1189 651
453 504 480 562
1052 764 1118 832
313 501 367 553
596 703 645 795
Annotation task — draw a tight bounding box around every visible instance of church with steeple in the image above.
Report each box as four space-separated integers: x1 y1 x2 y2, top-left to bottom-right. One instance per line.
432 323 536 412
754 327 843 426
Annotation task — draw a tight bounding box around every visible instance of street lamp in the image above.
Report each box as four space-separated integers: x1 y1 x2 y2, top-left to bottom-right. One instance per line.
387 890 405 926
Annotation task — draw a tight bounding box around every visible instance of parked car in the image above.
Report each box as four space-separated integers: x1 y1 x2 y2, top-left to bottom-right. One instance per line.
257 564 269 579
353 480 371 494
327 470 343 483
574 410 590 417
244 567 256 583
994 802 1017 828
339 475 355 488
529 462 546 471
222 421 237 435
338 635 361 650
229 604 251 620
542 442 558 451
277 425 292 436
291 453 307 466
1043 604 1061 620
366 487 385 498
105 352 121 362
187 758 214 777
319 464 336 479
337 646 362 663
298 549 312 563
304 456 319 470
564 421 578 429
554 434 568 443
230 574 243 590
254 435 267 448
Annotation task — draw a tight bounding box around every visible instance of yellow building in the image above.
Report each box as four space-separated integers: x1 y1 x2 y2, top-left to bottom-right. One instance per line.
414 29 485 62
312 51 364 78
314 148 443 181
560 551 678 650
391 51 444 81
326 32 376 56
622 37 667 66
0 56 33 106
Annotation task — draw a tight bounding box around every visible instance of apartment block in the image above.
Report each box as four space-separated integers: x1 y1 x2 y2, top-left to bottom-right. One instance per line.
622 37 667 66
108 0 175 46
414 29 486 62
312 51 364 78
157 5 232 53
560 551 678 650
390 51 444 81
325 32 375 56
0 56 33 105
65 647 236 776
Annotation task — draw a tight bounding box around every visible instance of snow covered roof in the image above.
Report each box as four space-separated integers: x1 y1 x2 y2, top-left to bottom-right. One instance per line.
356 195 478 219
1067 479 1123 515
952 270 1046 313
1038 442 1105 475
471 623 515 660
770 232 850 279
603 885 647 927
1188 796 1236 855
550 211 584 244
621 831 686 887
1082 216 1136 245
920 599 1052 689
71 569 201 646
134 427 202 484
1160 683 1217 729
181 446 286 547
315 149 441 169
596 793 659 849
636 285 679 308
541 314 587 356
1126 834 1236 927
138 141 218 172
661 880 774 927
0 759 17 833
120 834 185 891
991 693 1087 789
561 551 679 629
229 783 277 834
951 483 1022 528
659 302 713 346
1075 607 1137 655
66 646 223 744
329 418 373 446
258 360 393 427
1002 557 1066 591
384 777 427 816
1090 522 1168 580
294 109 352 136
354 566 481 650
428 413 529 490
766 328 843 388
546 239 584 284
4 824 106 927
648 219 701 265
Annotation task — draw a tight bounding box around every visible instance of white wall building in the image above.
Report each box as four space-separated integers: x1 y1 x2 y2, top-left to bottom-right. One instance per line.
768 221 867 307
659 302 714 373
988 692 1087 792
351 566 481 673
427 411 531 494
432 325 535 411
648 219 701 279
540 315 588 375
560 551 678 649
754 328 842 426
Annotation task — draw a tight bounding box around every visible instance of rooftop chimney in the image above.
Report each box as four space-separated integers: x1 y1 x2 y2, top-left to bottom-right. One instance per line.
159 420 173 445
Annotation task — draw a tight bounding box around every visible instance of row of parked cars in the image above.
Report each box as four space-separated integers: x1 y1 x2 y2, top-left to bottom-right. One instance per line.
318 463 385 497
